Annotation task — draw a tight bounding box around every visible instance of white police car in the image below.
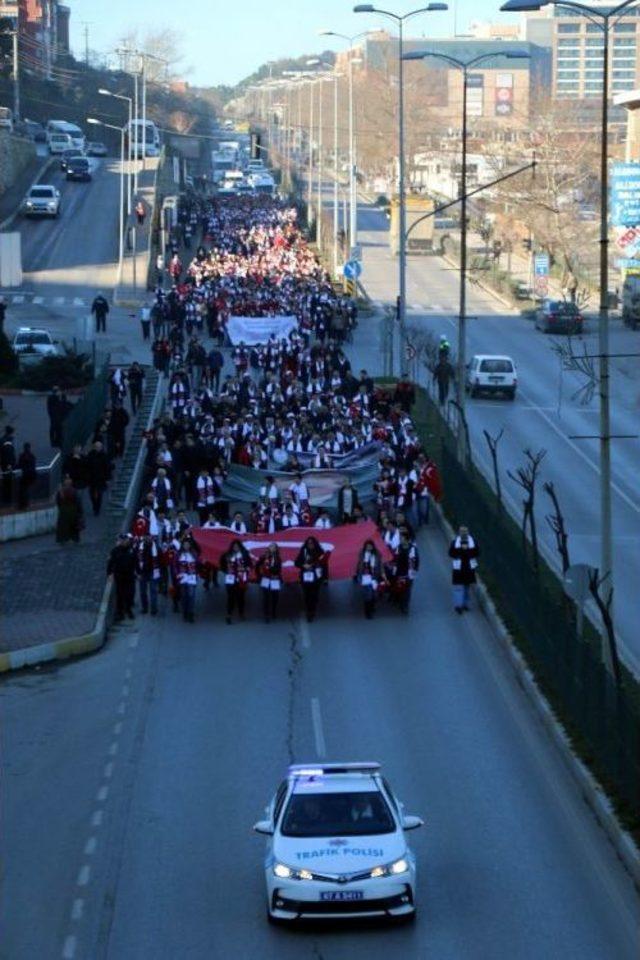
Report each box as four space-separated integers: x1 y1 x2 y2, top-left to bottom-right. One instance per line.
253 762 423 923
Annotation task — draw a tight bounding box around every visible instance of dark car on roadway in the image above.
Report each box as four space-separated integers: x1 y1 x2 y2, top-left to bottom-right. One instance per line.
66 157 91 182
60 149 84 172
534 299 584 334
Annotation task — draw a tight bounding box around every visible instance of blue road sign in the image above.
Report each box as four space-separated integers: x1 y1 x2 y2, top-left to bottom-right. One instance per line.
343 259 363 280
534 253 549 276
611 162 640 227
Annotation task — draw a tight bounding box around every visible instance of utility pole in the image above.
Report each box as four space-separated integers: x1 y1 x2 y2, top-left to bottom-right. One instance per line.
12 21 19 120
81 21 92 66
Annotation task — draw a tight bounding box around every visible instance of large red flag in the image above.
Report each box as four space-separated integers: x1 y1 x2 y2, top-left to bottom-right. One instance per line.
192 519 392 584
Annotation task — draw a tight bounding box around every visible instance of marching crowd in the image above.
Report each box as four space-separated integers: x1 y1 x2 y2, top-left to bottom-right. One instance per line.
107 192 478 625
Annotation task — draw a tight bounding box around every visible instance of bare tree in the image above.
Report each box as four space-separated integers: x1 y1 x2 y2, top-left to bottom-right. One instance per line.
544 481 570 574
588 568 621 685
550 337 598 406
450 399 472 465
483 427 504 511
508 448 547 567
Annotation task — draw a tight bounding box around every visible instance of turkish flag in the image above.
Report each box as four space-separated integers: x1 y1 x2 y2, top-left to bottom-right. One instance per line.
192 519 392 583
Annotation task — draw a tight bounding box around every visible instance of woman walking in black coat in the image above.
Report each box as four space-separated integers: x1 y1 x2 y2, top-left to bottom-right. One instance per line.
355 539 386 619
448 525 480 613
256 543 283 623
220 539 253 625
294 536 326 623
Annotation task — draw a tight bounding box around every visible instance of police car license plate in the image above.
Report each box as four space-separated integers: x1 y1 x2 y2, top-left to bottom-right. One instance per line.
489 375 504 382
320 891 364 901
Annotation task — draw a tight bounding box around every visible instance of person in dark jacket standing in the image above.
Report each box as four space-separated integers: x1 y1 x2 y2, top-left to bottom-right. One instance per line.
63 444 87 492
16 442 37 509
127 362 145 414
91 292 110 333
295 536 326 622
110 401 130 458
337 477 360 524
1 425 16 503
107 534 136 620
85 440 111 515
256 543 283 623
55 477 83 543
433 356 455 406
448 525 480 613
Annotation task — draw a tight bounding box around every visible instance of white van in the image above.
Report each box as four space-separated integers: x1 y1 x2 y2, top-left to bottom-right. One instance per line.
46 120 85 152
48 132 73 155
466 355 517 400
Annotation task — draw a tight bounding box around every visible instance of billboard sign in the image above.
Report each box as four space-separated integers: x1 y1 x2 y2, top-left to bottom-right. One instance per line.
495 73 514 117
611 162 640 227
467 73 484 117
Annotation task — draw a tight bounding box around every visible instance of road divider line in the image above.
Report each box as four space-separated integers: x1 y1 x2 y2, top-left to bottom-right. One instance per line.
70 899 84 921
84 836 97 856
76 864 91 887
96 785 109 802
311 697 327 758
61 934 77 959
90 809 103 828
299 618 311 649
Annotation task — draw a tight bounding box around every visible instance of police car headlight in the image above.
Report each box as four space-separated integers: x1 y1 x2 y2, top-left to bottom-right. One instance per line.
47 201 57 210
273 862 293 879
370 857 409 878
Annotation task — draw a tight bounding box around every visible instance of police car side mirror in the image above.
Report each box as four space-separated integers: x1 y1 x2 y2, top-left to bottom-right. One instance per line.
402 815 424 831
253 820 274 836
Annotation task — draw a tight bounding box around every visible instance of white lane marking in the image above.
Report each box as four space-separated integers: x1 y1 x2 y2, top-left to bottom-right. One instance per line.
311 697 327 758
73 297 85 306
71 898 84 921
53 297 65 305
124 667 132 680
113 721 123 736
129 635 139 648
516 384 640 515
76 864 91 887
11 295 24 304
32 296 44 304
411 303 425 311
90 809 103 827
299 618 311 649
103 762 114 779
116 701 126 715
84 836 97 856
62 934 77 959
431 303 443 311
96 785 109 802
121 683 130 697
108 741 119 756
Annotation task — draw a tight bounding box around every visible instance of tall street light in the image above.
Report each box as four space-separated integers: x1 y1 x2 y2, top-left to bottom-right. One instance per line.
98 88 133 214
354 3 448 356
87 118 125 285
318 30 372 257
501 0 638 654
403 49 529 465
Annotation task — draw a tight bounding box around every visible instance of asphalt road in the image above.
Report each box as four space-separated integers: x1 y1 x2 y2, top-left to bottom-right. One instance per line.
354 199 640 675
2 526 638 960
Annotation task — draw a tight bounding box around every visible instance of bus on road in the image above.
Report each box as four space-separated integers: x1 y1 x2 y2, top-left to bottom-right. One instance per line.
125 120 160 158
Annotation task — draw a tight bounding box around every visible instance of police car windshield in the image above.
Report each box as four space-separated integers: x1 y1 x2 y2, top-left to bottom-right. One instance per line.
281 791 395 838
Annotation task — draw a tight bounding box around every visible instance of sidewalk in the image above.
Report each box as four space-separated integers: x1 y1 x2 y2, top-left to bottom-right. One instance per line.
113 163 158 308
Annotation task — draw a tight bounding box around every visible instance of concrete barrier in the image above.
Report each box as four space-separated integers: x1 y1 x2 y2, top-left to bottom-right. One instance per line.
0 505 56 542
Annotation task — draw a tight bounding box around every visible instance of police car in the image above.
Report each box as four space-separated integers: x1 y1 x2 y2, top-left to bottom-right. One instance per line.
253 762 423 923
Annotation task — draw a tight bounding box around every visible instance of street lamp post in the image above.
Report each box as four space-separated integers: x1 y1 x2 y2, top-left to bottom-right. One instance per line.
354 4 448 362
500 0 637 661
404 49 528 464
87 118 125 284
99 88 133 214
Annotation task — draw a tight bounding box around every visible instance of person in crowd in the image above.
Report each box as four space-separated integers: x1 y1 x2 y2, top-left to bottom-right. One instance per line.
16 441 37 510
295 535 326 623
135 533 161 615
1 425 16 504
337 477 360 524
63 444 87 493
355 539 386 619
256 542 283 623
448 525 479 613
391 530 420 615
177 533 200 623
91 291 110 333
110 401 130 458
433 353 455 406
220 538 253 624
107 533 136 620
55 476 83 544
314 508 332 529
393 374 415 413
85 440 111 516
229 511 248 535
128 362 145 414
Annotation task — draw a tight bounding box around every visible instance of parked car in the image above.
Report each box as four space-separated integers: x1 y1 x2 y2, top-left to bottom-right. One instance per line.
66 157 91 182
466 355 517 400
86 141 108 157
534 299 584 334
22 184 61 218
12 327 59 362
514 281 532 300
60 148 84 171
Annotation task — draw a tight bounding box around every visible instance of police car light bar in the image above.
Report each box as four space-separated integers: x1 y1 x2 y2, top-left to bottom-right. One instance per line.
289 762 381 777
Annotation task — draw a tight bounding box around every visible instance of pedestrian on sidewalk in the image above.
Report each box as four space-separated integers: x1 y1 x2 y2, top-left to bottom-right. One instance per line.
85 440 111 516
135 199 146 226
107 533 136 620
128 362 145 415
110 401 130 458
46 385 64 448
16 442 37 510
433 355 455 406
55 476 83 543
1 425 16 504
448 525 480 614
91 292 110 333
140 302 152 340
156 253 164 285
63 444 87 493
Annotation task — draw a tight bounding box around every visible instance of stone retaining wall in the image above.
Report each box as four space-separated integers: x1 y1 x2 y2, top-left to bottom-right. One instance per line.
0 132 37 197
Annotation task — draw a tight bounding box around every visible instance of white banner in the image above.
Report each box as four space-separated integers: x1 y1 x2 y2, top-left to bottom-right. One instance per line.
227 315 298 345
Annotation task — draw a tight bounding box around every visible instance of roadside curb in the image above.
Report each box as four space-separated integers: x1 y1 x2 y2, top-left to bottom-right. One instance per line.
0 156 58 232
430 501 640 891
0 577 113 673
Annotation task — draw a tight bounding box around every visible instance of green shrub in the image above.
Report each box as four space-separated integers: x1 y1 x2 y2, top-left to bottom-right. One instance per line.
16 351 93 391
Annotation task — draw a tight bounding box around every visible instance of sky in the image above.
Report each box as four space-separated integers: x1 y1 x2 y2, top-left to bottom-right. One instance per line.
68 0 518 88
